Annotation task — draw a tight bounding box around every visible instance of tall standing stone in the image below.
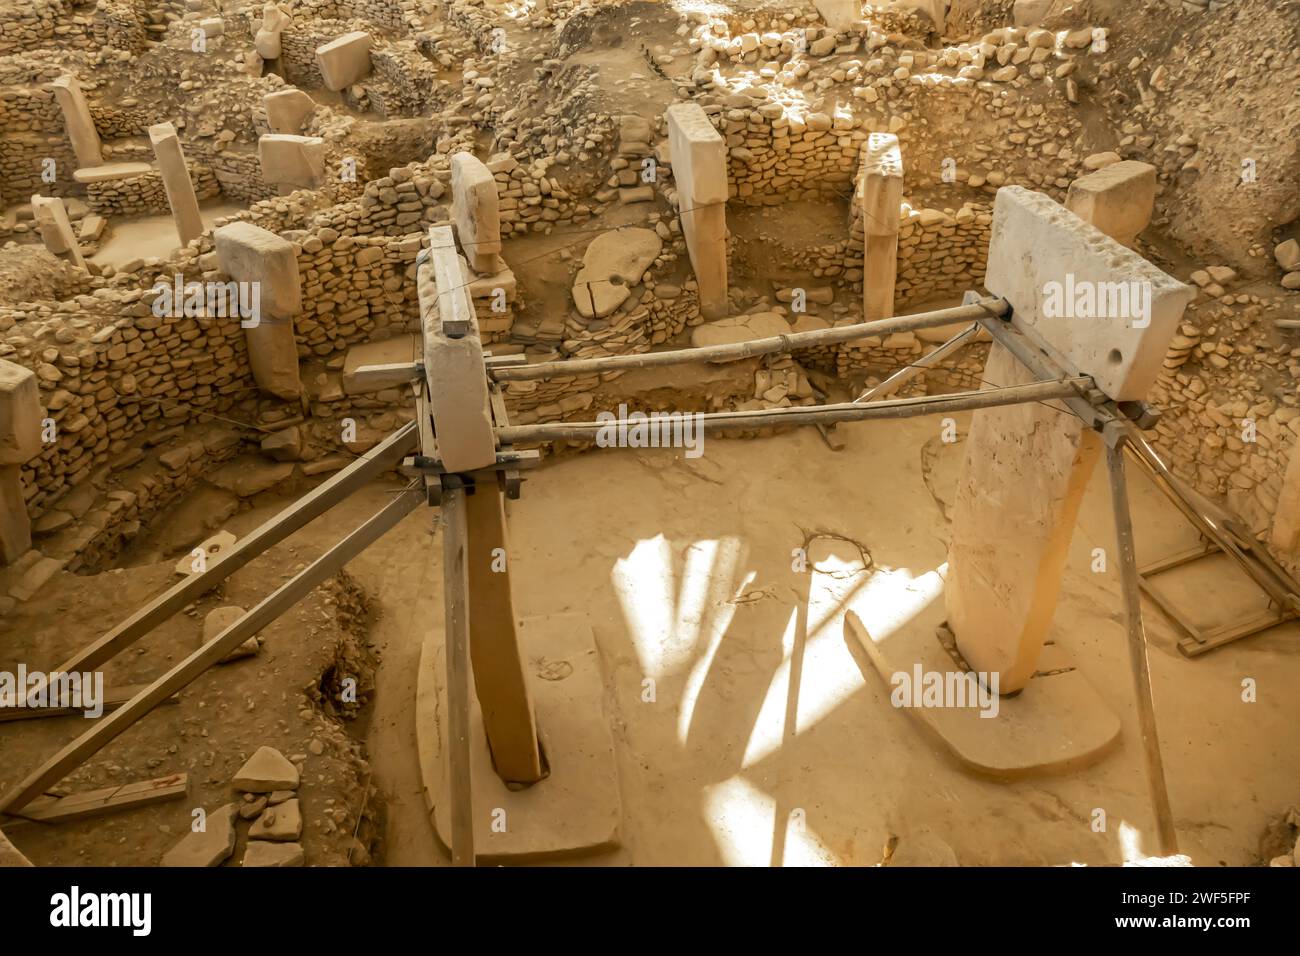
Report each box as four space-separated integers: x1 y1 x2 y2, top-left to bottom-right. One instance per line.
31 195 86 269
450 153 503 276
859 133 903 322
946 187 1193 692
148 122 205 249
49 75 102 170
0 361 43 565
213 223 303 400
666 103 728 319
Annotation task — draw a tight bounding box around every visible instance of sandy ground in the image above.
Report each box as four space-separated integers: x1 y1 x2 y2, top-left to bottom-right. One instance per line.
4 411 1296 866
90 202 245 268
342 413 1299 866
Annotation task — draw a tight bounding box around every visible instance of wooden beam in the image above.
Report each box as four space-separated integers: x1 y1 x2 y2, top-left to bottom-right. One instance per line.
1104 427 1179 856
44 422 418 682
465 473 543 785
440 484 475 867
0 487 423 814
0 684 179 723
2 773 188 827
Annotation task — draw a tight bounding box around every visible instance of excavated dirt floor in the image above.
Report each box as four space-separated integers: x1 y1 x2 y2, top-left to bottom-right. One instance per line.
6 415 1297 866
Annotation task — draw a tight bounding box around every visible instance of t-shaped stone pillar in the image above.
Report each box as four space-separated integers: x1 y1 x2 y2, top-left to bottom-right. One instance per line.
263 88 316 134
149 122 205 249
420 225 496 471
213 222 303 400
315 31 373 91
255 1 292 60
666 103 729 319
946 186 1194 693
858 133 903 321
450 153 503 276
1065 160 1157 249
31 195 86 269
258 134 327 191
49 75 102 170
0 361 44 565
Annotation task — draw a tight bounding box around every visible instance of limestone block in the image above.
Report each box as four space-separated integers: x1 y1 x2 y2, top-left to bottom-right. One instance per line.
258 134 326 190
1271 440 1300 555
72 161 152 184
255 1 292 59
214 222 302 399
860 134 903 320
814 0 861 30
0 467 30 565
263 88 316 134
984 186 1194 402
420 227 496 473
450 152 502 275
315 31 373 92
1013 0 1055 26
666 103 728 319
1065 161 1157 247
342 336 418 394
0 361 44 466
690 312 791 353
946 345 1101 693
30 195 85 269
859 134 903 236
49 75 102 169
213 222 301 318
665 103 728 205
148 122 204 248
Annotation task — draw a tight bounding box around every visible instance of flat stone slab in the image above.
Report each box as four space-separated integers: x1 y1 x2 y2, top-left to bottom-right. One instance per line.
419 612 621 863
242 840 304 867
316 31 373 91
342 335 418 394
233 746 300 792
161 804 237 867
1065 160 1156 245
572 228 662 319
846 610 1120 777
984 185 1194 401
209 460 296 498
73 162 153 184
690 311 791 355
249 798 302 841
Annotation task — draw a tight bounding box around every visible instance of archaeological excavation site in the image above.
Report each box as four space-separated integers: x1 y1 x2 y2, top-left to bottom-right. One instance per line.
0 0 1298 883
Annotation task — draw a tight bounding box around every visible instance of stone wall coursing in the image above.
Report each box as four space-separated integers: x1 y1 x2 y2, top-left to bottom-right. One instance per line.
368 44 445 117
84 164 222 218
278 19 374 89
0 136 80 207
6 294 256 521
37 427 246 574
196 146 280 205
0 0 97 57
93 0 148 52
295 0 414 31
843 196 992 307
